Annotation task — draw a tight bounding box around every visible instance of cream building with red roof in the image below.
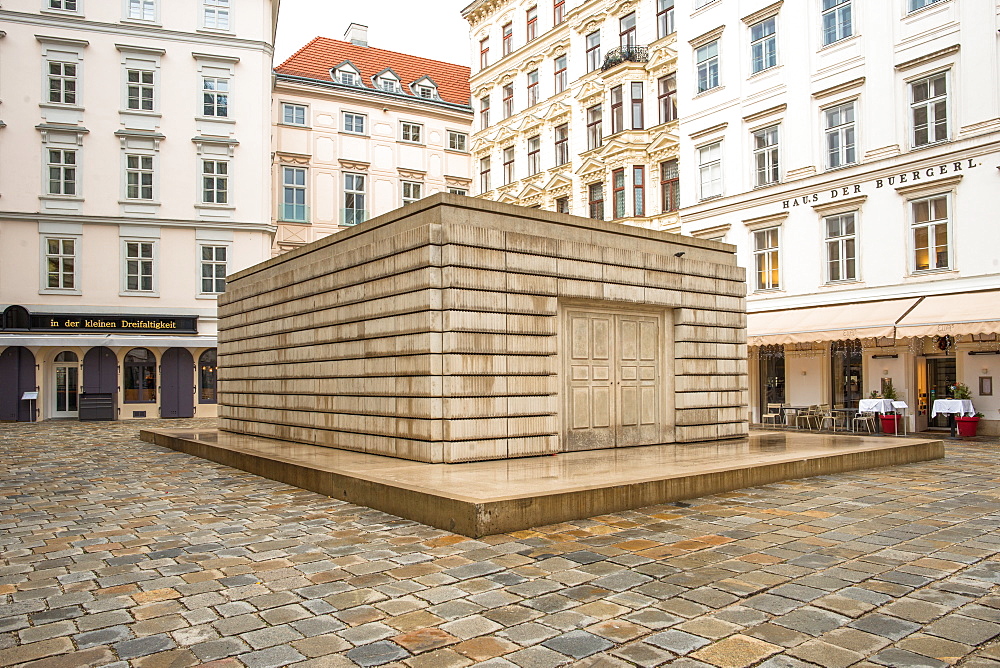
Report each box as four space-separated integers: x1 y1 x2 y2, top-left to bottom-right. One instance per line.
270 24 474 253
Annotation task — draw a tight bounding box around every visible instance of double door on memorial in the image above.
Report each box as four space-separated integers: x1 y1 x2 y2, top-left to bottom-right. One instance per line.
565 309 663 451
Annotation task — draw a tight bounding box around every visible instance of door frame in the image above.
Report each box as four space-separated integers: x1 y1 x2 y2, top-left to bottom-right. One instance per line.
559 299 674 451
51 356 80 418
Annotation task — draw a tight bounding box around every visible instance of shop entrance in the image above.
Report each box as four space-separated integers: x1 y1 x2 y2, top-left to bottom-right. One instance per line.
161 348 194 418
564 308 663 451
52 351 79 418
926 357 956 429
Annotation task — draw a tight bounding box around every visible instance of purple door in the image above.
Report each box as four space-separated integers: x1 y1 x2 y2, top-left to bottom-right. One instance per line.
161 348 194 418
0 347 36 421
83 347 118 405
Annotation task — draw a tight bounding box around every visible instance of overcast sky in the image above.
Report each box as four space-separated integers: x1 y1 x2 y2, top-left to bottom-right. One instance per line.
274 0 473 67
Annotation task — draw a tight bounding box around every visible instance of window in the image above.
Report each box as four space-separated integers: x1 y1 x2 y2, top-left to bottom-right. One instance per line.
202 77 228 117
343 111 366 134
480 96 491 129
909 0 943 12
526 6 538 41
824 101 855 169
449 188 468 196
554 0 565 25
123 348 156 403
448 131 468 152
480 38 489 69
124 241 155 292
528 136 540 175
588 182 604 220
127 69 154 111
502 84 514 118
49 0 78 9
281 166 307 222
125 154 154 200
753 125 779 187
586 105 603 150
48 61 77 105
402 181 422 205
750 17 777 74
911 72 948 147
556 197 569 214
338 69 358 86
612 169 626 219
822 0 851 46
753 228 780 291
554 123 569 165
343 173 366 225
414 83 437 99
586 31 601 72
378 75 401 93
45 238 77 289
201 160 228 204
831 339 862 409
502 22 513 56
912 195 949 271
620 12 636 48
660 160 679 212
199 349 217 404
825 212 856 283
611 86 624 134
480 156 491 192
47 149 77 196
698 142 722 199
633 166 645 217
554 55 567 93
200 245 227 293
657 0 675 38
630 82 644 130
401 122 423 143
527 70 539 106
696 41 719 93
282 103 307 126
128 0 155 21
503 146 515 184
203 0 230 30
658 74 677 123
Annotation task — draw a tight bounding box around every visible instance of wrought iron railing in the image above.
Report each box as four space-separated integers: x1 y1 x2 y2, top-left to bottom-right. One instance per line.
601 45 649 71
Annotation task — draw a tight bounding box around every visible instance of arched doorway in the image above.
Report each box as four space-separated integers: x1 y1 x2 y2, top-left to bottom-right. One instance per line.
123 348 157 405
52 351 80 418
0 347 36 421
161 348 194 418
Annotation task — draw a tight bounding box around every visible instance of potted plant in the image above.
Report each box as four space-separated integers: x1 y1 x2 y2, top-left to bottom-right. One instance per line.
878 380 902 434
949 382 972 400
956 411 983 438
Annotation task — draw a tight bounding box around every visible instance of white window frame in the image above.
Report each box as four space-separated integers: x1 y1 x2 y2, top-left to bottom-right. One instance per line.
554 54 567 93
824 100 856 169
281 103 308 126
343 172 366 226
342 111 367 135
202 76 229 118
126 67 155 112
752 125 779 187
47 60 79 106
401 181 422 205
41 235 81 294
281 166 308 222
201 159 229 205
336 67 360 86
695 40 719 93
199 244 228 295
527 69 540 106
910 193 951 273
202 0 231 30
413 83 438 99
824 212 858 283
908 0 943 14
447 131 468 152
124 153 155 201
121 238 157 295
47 148 78 196
449 187 469 196
821 0 852 46
749 17 777 75
400 121 423 144
753 227 781 291
125 0 156 22
45 0 81 13
910 71 949 148
697 141 722 200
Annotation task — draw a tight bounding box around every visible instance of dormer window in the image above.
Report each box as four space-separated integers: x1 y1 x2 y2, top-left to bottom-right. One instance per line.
415 85 436 99
411 77 439 100
376 71 401 93
333 63 362 86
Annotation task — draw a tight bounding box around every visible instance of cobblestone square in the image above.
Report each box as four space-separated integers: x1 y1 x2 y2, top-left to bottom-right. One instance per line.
2 419 999 667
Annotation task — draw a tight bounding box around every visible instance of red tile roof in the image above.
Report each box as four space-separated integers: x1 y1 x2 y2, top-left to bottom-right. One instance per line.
276 37 472 108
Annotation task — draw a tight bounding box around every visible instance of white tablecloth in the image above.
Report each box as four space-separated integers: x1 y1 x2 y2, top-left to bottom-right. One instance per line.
931 399 975 417
858 398 895 414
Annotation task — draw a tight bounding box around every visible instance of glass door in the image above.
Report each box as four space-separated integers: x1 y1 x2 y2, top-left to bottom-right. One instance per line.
927 357 956 428
758 345 786 419
831 339 863 408
52 351 79 418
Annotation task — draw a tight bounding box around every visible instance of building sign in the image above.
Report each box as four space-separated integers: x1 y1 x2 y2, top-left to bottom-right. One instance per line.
0 306 198 334
781 158 980 209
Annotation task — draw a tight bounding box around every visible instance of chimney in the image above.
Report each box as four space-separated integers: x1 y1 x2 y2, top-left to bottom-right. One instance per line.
345 23 368 47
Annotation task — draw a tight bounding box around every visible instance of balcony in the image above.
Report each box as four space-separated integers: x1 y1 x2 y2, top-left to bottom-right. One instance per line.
340 208 368 226
278 203 309 223
602 46 649 71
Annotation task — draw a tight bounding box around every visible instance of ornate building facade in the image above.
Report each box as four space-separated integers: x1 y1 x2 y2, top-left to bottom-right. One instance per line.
463 0 681 231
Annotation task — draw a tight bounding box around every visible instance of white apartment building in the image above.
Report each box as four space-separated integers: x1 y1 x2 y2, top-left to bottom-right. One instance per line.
677 0 1000 434
271 25 473 253
0 0 278 422
463 0 682 230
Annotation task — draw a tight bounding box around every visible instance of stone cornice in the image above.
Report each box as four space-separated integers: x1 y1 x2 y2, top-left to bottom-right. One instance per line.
896 44 960 72
741 0 783 26
689 122 728 141
812 77 865 100
689 25 724 48
742 104 786 124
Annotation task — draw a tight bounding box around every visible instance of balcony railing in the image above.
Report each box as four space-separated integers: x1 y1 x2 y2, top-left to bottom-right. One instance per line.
602 45 649 71
279 203 309 223
340 208 368 226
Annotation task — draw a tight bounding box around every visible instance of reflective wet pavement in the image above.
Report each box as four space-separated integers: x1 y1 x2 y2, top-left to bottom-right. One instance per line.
2 419 999 667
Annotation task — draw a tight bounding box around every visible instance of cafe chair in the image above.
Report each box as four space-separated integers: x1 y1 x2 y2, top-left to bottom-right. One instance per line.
797 405 820 430
762 403 783 426
819 406 846 432
853 411 877 433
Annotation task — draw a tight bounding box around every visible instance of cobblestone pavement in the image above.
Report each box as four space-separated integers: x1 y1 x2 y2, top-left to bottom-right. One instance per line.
2 420 1000 668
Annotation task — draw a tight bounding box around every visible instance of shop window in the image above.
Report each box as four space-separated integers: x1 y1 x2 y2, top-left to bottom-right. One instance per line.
199 349 217 404
123 347 156 403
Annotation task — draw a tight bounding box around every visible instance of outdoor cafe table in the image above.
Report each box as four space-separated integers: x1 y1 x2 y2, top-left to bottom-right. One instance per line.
858 398 895 414
931 399 975 438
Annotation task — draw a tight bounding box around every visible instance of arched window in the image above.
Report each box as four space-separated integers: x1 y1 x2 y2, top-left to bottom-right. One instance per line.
124 348 156 403
199 349 217 404
55 351 78 363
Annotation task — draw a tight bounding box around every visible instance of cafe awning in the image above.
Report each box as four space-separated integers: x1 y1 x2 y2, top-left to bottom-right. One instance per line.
748 298 920 346
895 290 1000 338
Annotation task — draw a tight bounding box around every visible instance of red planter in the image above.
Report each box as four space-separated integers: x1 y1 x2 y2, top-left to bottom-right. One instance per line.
956 416 980 438
879 414 903 434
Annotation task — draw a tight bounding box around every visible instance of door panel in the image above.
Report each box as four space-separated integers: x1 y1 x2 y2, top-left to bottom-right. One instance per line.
617 314 660 447
161 348 194 418
566 313 615 451
0 347 36 421
83 347 118 407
